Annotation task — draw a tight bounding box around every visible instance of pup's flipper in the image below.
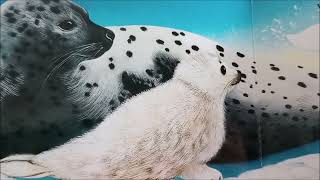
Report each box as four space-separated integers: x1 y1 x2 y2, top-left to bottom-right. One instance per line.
0 154 52 179
180 164 223 180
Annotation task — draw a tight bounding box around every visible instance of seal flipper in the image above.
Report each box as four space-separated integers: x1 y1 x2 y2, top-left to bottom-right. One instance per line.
0 154 52 179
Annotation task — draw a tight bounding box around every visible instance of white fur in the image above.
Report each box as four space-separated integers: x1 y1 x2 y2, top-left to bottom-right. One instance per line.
180 164 223 180
1 53 238 179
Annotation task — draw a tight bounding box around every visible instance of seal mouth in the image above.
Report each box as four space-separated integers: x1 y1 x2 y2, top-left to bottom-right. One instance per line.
231 72 241 86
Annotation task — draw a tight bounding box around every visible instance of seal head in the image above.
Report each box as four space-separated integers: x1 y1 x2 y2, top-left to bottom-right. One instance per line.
0 0 114 157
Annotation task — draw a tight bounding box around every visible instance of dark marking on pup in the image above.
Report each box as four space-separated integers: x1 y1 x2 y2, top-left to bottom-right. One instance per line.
237 52 245 58
27 5 36 12
129 35 136 41
232 62 238 67
140 26 147 31
175 40 182 46
121 71 155 97
172 31 179 36
308 73 318 79
191 45 199 51
109 63 115 70
126 51 133 58
297 82 307 88
156 39 164 45
145 69 154 77
152 52 180 83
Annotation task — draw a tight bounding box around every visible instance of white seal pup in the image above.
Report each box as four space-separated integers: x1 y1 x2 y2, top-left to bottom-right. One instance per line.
1 52 241 179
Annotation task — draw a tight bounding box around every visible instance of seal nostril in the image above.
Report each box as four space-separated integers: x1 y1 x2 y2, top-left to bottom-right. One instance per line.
105 29 115 42
231 71 241 85
79 65 86 71
106 34 113 42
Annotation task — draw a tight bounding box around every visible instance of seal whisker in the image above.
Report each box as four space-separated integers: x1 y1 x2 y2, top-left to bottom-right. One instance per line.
40 43 103 90
48 43 102 69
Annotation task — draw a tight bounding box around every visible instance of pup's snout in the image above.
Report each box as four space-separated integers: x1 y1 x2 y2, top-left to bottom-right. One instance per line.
231 71 241 85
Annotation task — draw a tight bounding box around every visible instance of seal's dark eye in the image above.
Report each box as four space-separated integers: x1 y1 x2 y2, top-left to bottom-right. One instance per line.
220 65 226 75
58 20 76 31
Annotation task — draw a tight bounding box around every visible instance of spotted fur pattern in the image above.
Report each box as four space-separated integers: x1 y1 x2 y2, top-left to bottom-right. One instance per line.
1 0 319 162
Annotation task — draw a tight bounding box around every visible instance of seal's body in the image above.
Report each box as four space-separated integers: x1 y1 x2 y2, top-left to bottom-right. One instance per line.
1 53 240 179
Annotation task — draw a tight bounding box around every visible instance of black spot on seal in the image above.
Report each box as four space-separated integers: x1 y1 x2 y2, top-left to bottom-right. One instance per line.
140 26 147 31
153 52 180 83
285 104 292 109
121 71 154 97
156 39 164 45
129 35 136 42
27 5 36 12
232 62 239 67
34 19 40 25
109 63 115 70
216 45 224 52
175 40 182 46
237 52 245 58
126 51 133 58
308 73 318 79
297 82 307 88
172 31 179 36
191 45 199 51
50 6 61 14
271 67 280 71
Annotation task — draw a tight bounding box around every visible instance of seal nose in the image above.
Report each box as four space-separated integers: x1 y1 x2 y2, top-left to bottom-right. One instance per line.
88 20 114 52
231 71 241 85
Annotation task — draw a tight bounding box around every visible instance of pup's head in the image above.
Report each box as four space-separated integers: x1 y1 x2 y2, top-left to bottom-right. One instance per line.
174 52 241 99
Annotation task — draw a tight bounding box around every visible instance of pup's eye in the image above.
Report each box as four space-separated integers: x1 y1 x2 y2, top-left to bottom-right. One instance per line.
220 65 226 75
58 20 77 31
